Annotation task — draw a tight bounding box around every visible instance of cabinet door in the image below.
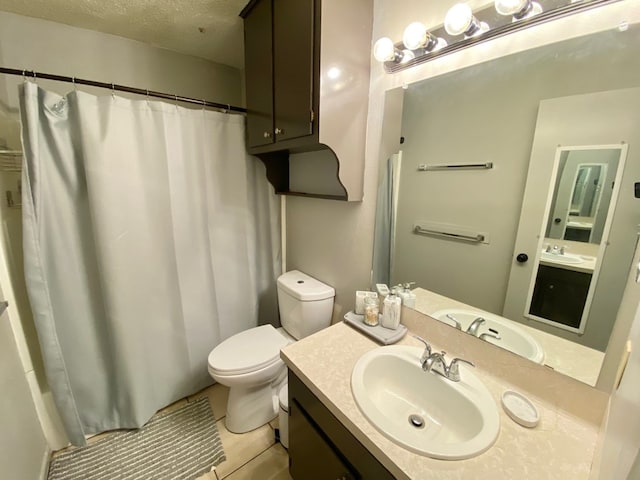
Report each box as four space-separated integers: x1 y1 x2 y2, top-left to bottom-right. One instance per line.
289 400 356 480
244 0 275 148
273 0 314 143
529 265 592 329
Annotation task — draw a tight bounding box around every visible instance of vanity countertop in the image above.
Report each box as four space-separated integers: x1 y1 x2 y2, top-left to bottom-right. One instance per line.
281 321 601 480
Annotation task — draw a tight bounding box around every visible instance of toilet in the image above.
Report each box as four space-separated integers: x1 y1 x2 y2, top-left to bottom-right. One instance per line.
207 270 335 433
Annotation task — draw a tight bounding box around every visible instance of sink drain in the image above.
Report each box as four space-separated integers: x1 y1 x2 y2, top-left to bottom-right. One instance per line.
408 414 425 428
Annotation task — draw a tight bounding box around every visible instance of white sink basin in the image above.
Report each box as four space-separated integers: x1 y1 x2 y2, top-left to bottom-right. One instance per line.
540 251 583 264
351 345 500 460
431 309 545 364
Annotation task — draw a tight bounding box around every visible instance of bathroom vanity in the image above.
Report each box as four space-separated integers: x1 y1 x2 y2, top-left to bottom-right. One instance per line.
281 312 606 479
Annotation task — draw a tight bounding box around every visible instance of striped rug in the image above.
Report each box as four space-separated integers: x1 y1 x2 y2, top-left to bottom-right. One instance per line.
47 397 226 480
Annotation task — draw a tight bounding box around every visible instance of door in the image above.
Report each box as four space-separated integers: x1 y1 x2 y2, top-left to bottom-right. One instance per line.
503 88 640 349
272 0 314 142
244 0 275 148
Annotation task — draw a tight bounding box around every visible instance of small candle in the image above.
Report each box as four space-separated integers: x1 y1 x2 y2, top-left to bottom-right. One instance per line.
363 296 379 326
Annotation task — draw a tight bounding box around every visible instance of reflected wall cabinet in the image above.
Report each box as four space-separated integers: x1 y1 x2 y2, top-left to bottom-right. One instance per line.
240 0 372 201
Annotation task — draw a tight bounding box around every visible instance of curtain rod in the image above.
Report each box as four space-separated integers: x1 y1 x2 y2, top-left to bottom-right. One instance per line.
0 67 247 113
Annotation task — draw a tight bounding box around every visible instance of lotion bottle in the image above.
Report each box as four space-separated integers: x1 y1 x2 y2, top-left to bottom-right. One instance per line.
398 282 416 309
381 288 402 330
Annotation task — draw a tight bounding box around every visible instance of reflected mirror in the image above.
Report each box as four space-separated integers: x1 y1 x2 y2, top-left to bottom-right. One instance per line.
372 21 640 388
546 150 619 244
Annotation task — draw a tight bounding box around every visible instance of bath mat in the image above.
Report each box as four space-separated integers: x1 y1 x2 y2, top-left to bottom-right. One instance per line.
47 397 226 480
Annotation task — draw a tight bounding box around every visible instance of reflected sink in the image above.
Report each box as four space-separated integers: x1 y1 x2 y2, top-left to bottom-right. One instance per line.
431 309 545 364
351 345 500 460
540 251 583 264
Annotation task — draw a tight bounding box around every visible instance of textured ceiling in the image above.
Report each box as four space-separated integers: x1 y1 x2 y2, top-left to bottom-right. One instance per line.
0 0 247 69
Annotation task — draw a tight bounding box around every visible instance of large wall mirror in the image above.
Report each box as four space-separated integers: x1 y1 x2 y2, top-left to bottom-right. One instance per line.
372 21 640 388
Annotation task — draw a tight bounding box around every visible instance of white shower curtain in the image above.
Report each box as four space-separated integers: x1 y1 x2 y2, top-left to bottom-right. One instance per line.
19 82 281 446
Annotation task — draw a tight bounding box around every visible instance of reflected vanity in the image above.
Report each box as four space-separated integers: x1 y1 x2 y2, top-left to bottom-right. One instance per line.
372 24 640 388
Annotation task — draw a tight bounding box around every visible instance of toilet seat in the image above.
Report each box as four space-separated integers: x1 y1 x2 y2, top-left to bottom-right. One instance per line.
208 324 290 376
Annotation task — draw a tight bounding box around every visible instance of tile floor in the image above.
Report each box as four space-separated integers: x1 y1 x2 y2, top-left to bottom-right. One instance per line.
52 383 292 480
189 383 292 480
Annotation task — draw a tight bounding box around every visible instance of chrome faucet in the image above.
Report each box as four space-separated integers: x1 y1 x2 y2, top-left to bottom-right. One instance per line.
422 351 447 373
412 335 432 363
466 317 486 336
422 350 475 382
445 314 462 330
479 331 501 342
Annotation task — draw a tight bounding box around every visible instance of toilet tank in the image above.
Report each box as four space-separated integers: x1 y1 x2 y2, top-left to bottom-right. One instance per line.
277 270 335 340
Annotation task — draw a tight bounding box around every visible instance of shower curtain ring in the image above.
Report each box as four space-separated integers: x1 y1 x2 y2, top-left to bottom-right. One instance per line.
72 77 77 91
111 83 116 99
22 69 26 83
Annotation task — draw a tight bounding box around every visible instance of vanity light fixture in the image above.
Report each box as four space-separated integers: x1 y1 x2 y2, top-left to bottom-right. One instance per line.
444 3 489 38
495 0 543 20
374 0 620 74
402 22 448 52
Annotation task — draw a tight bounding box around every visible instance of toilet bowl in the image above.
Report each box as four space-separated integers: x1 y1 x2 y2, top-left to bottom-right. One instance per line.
207 270 335 433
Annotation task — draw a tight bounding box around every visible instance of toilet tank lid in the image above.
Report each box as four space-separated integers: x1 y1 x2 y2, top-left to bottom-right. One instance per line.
278 270 335 301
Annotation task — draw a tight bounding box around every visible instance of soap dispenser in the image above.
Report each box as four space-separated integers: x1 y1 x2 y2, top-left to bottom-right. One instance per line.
381 287 402 330
398 282 416 309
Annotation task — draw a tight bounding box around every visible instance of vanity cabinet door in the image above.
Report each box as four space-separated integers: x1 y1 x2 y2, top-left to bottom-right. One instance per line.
288 373 395 480
289 400 356 480
529 264 592 328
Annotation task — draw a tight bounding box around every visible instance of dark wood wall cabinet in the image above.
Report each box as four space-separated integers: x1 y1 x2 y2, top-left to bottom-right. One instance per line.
288 372 395 479
240 0 372 201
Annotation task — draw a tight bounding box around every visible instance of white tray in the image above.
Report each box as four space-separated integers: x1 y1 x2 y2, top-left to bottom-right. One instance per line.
343 311 407 345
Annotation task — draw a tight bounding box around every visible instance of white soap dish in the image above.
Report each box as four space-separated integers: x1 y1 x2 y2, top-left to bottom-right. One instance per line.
501 390 539 428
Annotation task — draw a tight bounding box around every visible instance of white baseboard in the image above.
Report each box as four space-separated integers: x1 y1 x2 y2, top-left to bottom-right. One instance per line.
39 447 51 480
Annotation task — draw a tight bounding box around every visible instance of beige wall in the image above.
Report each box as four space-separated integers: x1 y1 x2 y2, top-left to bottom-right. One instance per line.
0 12 243 111
0 10 243 449
0 281 48 479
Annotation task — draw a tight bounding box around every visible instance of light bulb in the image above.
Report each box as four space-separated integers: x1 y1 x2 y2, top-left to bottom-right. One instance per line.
444 4 474 36
495 0 528 15
399 49 415 64
444 3 489 37
495 0 542 19
373 37 396 62
403 22 428 50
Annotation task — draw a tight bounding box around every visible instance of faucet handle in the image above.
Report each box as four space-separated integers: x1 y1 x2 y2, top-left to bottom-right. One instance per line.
412 335 432 362
445 314 462 330
479 331 501 341
447 357 475 382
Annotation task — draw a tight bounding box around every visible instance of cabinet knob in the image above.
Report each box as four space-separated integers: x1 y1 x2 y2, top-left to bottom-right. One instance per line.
275 127 284 135
516 253 529 263
263 131 271 138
